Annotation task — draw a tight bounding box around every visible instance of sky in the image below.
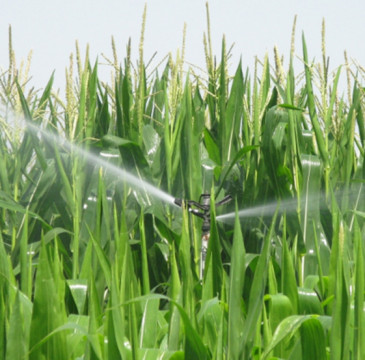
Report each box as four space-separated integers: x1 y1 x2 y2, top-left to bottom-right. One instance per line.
1 0 365 93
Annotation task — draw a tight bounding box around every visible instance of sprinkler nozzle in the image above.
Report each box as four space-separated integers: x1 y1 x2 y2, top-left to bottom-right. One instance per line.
174 198 183 207
174 197 207 219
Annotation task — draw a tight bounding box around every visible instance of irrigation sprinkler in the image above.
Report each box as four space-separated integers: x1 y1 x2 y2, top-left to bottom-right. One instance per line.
174 194 232 279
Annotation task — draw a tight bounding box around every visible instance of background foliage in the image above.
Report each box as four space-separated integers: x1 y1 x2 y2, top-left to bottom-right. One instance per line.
0 8 364 359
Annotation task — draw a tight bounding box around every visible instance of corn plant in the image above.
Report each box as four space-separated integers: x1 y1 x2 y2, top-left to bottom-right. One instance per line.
0 9 364 360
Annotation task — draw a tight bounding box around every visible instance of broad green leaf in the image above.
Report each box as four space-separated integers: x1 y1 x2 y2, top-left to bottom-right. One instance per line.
37 72 54 114
216 144 258 197
265 293 294 358
108 269 130 360
262 106 292 198
180 77 203 202
6 291 31 360
124 293 209 359
87 269 104 360
278 103 305 111
89 227 112 288
139 213 150 294
67 279 88 314
241 210 277 358
300 317 327 360
204 128 221 166
0 196 49 227
266 293 294 334
300 154 325 279
262 314 326 359
203 193 223 299
178 206 194 313
85 60 99 139
138 348 184 359
281 219 299 313
29 240 69 360
227 205 246 360
101 134 148 169
298 287 323 315
223 61 245 162
172 300 209 360
198 297 223 355
302 33 328 165
218 36 228 163
353 220 365 359
168 244 181 351
330 217 351 360
20 210 31 298
66 315 89 359
139 298 160 348
142 124 161 165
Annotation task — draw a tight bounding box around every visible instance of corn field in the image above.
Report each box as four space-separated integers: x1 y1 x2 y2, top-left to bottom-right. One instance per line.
0 10 365 360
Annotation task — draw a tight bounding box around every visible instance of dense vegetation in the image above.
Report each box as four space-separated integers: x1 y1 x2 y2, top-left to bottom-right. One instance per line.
1 9 364 360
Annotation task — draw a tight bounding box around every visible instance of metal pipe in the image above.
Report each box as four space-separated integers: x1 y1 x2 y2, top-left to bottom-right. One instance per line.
199 194 211 279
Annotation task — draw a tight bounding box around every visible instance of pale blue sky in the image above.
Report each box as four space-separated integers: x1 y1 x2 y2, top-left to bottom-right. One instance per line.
1 0 365 91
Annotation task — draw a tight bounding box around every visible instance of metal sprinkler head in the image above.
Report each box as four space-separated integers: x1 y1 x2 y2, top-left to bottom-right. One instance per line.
174 193 232 279
174 193 232 232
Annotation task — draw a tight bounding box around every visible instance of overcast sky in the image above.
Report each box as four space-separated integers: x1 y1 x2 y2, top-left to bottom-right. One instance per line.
1 0 365 92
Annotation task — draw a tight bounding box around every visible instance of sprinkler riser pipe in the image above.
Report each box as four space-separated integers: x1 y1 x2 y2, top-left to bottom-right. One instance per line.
200 233 209 279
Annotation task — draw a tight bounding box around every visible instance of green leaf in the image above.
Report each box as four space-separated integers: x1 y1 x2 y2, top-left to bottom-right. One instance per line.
300 154 323 278
262 315 325 359
223 61 245 162
302 33 328 165
6 291 32 360
89 228 112 288
203 194 223 298
262 106 292 198
29 240 69 360
265 293 294 358
102 134 138 148
227 204 246 360
330 218 351 360
204 128 221 165
198 297 223 355
216 144 258 197
282 222 299 313
37 72 54 114
0 194 49 228
67 279 88 314
241 210 278 358
300 318 327 360
353 220 365 359
139 298 160 348
168 244 181 351
278 103 305 111
172 301 209 360
298 288 323 315
142 124 161 165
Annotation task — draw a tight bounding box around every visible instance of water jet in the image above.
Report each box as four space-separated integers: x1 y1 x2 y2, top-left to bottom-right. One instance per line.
216 186 365 223
25 122 176 206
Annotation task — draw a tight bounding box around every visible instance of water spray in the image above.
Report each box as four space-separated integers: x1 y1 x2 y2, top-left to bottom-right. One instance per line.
174 194 232 279
24 122 176 206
